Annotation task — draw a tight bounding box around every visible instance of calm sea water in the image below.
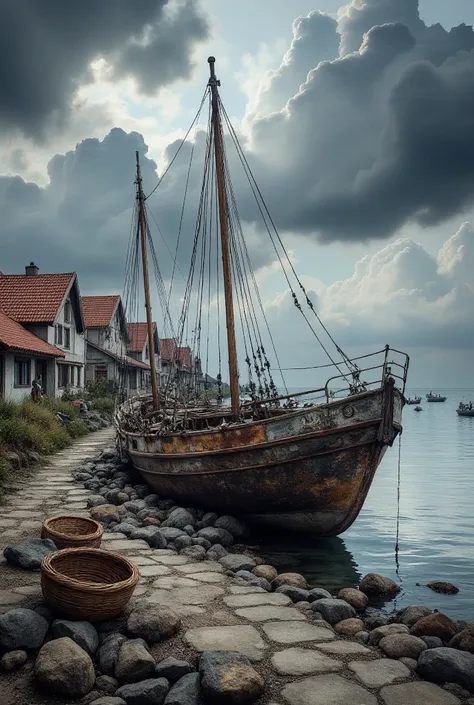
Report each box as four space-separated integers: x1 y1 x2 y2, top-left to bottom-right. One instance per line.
256 389 474 620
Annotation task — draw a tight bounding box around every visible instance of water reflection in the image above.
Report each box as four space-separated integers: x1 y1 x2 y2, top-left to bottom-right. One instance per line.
258 389 474 620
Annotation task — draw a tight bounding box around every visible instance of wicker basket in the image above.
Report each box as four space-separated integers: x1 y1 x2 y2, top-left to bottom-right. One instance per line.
41 547 139 622
41 515 103 549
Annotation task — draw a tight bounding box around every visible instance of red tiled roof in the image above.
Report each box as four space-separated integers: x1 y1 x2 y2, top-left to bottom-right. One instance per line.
0 312 65 358
82 295 120 328
128 322 156 353
177 346 192 371
0 273 75 323
160 338 177 361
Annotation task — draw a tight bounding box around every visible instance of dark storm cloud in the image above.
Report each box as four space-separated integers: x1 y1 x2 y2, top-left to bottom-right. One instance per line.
248 0 474 243
0 0 208 139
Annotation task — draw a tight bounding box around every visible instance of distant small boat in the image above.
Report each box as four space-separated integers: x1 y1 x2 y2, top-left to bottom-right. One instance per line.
426 392 447 403
414 406 423 412
457 403 474 417
406 397 421 405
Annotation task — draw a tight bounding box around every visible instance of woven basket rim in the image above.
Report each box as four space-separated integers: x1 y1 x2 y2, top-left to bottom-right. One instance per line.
43 515 103 541
41 547 139 594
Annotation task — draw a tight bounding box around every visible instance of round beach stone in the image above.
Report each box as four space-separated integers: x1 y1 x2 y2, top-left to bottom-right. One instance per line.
0 649 28 672
418 647 474 693
379 634 427 659
51 619 99 656
311 598 356 625
399 605 432 628
165 672 201 705
335 618 365 637
0 608 48 650
95 675 119 693
115 639 155 683
199 650 264 704
3 538 57 570
35 637 95 698
359 573 400 596
337 588 368 611
166 507 196 530
449 625 474 654
275 585 310 603
90 505 123 523
252 565 278 581
115 678 169 705
214 515 248 538
307 587 332 602
422 635 444 649
97 634 126 676
410 613 459 642
127 602 181 643
272 572 308 590
196 527 234 547
154 656 193 683
219 554 256 572
368 624 409 646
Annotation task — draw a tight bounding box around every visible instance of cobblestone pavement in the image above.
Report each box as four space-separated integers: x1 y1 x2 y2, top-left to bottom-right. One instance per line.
0 428 469 705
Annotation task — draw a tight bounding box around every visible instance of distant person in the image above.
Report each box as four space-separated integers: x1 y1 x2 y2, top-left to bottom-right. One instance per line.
31 376 41 402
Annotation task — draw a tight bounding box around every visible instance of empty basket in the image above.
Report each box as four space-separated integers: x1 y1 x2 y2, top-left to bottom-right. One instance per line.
41 547 139 622
42 515 104 549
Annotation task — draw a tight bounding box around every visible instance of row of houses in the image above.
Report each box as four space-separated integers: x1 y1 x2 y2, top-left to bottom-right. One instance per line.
0 262 201 401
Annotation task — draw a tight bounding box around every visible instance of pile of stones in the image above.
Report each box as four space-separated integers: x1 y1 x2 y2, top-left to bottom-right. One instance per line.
0 601 263 704
84 410 113 433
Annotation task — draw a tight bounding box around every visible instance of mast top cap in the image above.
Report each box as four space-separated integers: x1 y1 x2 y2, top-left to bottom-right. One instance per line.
208 56 216 63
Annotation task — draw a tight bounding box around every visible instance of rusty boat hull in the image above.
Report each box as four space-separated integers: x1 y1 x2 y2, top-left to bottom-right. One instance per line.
118 379 403 536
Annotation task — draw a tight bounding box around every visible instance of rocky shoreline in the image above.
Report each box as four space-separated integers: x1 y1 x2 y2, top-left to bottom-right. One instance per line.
1 434 474 705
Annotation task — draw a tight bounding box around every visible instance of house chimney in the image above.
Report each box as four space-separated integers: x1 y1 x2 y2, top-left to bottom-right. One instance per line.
25 262 39 276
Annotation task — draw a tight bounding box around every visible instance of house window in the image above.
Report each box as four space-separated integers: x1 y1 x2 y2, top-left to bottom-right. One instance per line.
55 325 63 346
14 358 30 386
58 365 69 388
95 365 108 380
64 300 71 324
145 344 149 360
64 328 71 349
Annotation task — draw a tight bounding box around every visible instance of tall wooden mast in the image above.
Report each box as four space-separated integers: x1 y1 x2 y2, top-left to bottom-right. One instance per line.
208 56 240 420
135 151 159 411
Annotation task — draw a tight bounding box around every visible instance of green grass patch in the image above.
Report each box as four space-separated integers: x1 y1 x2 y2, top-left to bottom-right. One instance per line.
0 399 90 498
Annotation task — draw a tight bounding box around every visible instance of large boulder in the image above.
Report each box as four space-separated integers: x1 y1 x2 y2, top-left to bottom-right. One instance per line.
410 612 459 642
35 637 95 697
116 678 170 705
359 573 400 596
51 619 99 656
334 618 365 637
311 598 356 625
379 634 427 660
127 603 181 643
449 625 474 654
418 647 474 693
199 651 264 704
164 672 201 705
219 554 256 573
3 538 57 570
196 527 234 547
307 587 332 602
0 608 48 650
115 640 155 683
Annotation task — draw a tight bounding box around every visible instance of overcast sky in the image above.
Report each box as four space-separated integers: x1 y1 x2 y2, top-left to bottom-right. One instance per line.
1 0 473 388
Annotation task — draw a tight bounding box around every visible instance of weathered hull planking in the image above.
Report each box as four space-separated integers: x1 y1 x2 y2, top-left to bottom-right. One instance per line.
118 380 403 536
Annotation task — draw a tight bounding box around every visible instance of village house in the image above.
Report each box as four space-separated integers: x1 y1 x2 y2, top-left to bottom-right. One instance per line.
0 263 85 399
82 295 151 395
127 322 160 390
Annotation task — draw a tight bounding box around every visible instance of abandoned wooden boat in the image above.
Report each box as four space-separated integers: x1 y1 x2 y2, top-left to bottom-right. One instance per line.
117 57 409 535
426 392 447 402
456 403 474 417
406 396 421 405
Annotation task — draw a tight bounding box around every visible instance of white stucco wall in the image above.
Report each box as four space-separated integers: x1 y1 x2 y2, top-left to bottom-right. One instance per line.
1 352 56 402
